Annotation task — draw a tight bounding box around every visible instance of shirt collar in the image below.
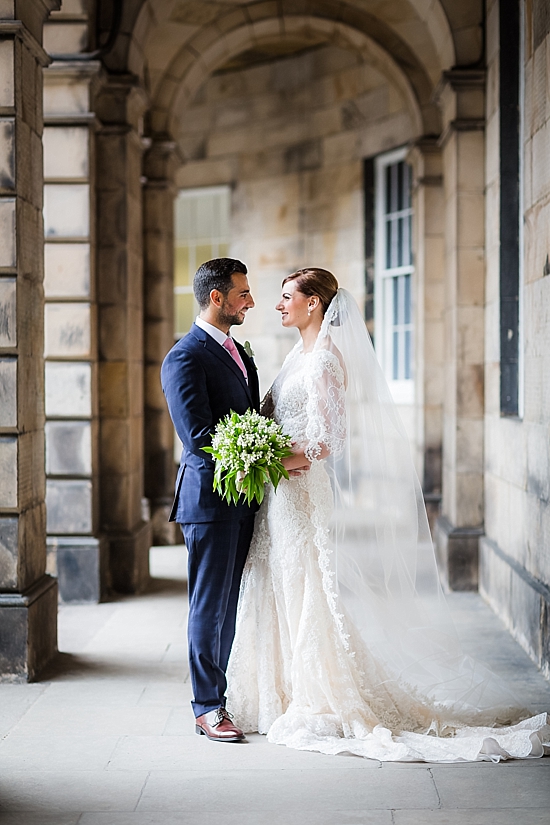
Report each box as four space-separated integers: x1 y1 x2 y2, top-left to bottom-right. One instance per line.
195 316 230 348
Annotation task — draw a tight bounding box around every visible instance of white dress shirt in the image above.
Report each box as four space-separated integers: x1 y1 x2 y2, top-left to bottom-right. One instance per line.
195 316 229 347
194 316 248 382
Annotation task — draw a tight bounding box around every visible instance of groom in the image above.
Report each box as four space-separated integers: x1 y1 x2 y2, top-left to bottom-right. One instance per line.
161 258 260 742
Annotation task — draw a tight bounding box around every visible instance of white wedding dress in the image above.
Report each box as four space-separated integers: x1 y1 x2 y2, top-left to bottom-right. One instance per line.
226 293 549 763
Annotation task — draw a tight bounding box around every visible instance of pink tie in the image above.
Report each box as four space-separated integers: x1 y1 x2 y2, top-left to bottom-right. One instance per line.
223 337 248 382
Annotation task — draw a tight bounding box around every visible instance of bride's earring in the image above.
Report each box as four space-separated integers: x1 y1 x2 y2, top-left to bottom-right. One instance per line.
308 306 312 316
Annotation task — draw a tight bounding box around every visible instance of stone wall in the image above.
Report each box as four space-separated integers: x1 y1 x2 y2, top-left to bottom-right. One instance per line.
175 45 417 395
0 2 58 680
481 0 550 677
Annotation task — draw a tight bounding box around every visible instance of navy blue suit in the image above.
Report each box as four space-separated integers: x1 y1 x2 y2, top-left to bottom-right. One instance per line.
161 323 260 717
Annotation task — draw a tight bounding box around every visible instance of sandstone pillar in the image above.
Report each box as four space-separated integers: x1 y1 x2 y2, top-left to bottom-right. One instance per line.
434 70 486 591
95 76 151 593
43 54 108 603
407 139 445 532
143 140 179 545
0 4 58 679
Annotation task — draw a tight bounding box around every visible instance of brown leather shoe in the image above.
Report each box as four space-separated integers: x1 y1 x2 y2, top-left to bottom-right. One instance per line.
195 708 245 742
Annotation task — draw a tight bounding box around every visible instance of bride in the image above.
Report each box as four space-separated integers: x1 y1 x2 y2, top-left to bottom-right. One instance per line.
226 267 549 762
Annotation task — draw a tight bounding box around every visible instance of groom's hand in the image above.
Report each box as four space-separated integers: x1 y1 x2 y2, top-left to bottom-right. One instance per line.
288 464 310 477
283 448 311 477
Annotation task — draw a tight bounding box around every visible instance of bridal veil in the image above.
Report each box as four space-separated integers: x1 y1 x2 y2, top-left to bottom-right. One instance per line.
314 288 531 727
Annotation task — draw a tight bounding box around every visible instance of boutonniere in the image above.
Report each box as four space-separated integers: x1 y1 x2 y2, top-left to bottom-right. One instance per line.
243 341 255 360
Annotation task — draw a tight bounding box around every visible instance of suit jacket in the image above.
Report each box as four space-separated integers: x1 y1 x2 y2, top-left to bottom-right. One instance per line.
161 323 261 523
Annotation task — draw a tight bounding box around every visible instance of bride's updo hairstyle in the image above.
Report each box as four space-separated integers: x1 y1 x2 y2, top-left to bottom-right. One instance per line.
282 268 339 317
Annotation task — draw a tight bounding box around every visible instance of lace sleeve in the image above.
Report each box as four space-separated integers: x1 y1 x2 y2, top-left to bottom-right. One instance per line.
304 350 346 461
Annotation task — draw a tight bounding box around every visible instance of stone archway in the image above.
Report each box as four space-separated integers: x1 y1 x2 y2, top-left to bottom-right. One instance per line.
139 1 454 142
122 0 459 120
156 15 427 140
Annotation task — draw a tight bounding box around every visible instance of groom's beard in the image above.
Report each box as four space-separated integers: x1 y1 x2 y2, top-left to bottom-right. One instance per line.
218 308 245 327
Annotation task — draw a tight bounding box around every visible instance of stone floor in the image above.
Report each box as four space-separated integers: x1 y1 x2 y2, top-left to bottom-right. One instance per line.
1 546 549 825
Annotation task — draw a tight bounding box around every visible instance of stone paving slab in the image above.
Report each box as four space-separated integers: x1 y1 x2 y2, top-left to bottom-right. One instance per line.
430 763 550 808
0 816 81 825
393 812 550 824
8 704 172 737
136 768 440 812
0 771 149 812
106 733 381 772
0 685 46 735
0 546 548 823
0 734 120 772
79 812 393 825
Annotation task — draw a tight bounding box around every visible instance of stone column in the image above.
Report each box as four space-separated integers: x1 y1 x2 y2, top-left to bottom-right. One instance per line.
43 59 108 604
142 140 179 546
95 75 152 594
407 139 445 532
434 70 486 591
0 5 58 680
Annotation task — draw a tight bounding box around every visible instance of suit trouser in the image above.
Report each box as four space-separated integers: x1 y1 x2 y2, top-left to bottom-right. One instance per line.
180 515 255 718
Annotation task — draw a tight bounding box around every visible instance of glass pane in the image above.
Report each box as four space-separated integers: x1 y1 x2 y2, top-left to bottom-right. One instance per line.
404 274 411 324
403 214 411 266
405 163 412 208
392 276 399 326
397 162 404 211
175 293 195 337
385 165 392 216
196 195 216 239
397 218 404 268
174 246 190 288
175 197 192 242
218 191 230 237
393 331 399 380
405 330 411 380
195 243 214 269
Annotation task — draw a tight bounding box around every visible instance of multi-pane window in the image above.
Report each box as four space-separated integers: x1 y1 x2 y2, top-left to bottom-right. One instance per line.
174 186 230 337
374 149 414 401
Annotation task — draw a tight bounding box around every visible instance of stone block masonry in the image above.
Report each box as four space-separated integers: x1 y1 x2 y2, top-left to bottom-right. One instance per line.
95 75 152 593
42 55 108 605
0 5 59 681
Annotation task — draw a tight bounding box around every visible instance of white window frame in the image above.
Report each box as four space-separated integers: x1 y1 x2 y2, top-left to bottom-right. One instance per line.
374 147 414 404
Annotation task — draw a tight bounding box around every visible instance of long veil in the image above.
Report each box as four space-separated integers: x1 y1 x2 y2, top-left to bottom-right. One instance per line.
317 288 526 725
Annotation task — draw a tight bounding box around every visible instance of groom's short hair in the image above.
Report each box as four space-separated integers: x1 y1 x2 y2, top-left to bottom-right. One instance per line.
193 258 248 309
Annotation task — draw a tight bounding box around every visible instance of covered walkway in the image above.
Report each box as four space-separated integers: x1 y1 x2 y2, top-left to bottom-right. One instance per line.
0 548 549 823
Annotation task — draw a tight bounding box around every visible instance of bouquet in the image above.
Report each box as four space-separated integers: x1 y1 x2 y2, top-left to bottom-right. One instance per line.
202 409 293 505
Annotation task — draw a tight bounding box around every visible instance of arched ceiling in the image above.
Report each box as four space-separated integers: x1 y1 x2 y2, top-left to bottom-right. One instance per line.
99 1 482 138
162 16 427 138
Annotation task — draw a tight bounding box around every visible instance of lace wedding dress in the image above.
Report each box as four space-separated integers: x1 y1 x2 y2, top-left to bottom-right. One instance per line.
226 292 549 763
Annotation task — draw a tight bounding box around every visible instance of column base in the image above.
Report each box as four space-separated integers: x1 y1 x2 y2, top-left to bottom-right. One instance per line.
47 536 109 604
151 499 178 546
0 575 58 682
108 520 152 595
435 515 482 592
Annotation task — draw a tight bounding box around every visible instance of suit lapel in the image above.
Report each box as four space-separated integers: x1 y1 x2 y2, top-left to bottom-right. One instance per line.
190 324 253 403
236 342 260 411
